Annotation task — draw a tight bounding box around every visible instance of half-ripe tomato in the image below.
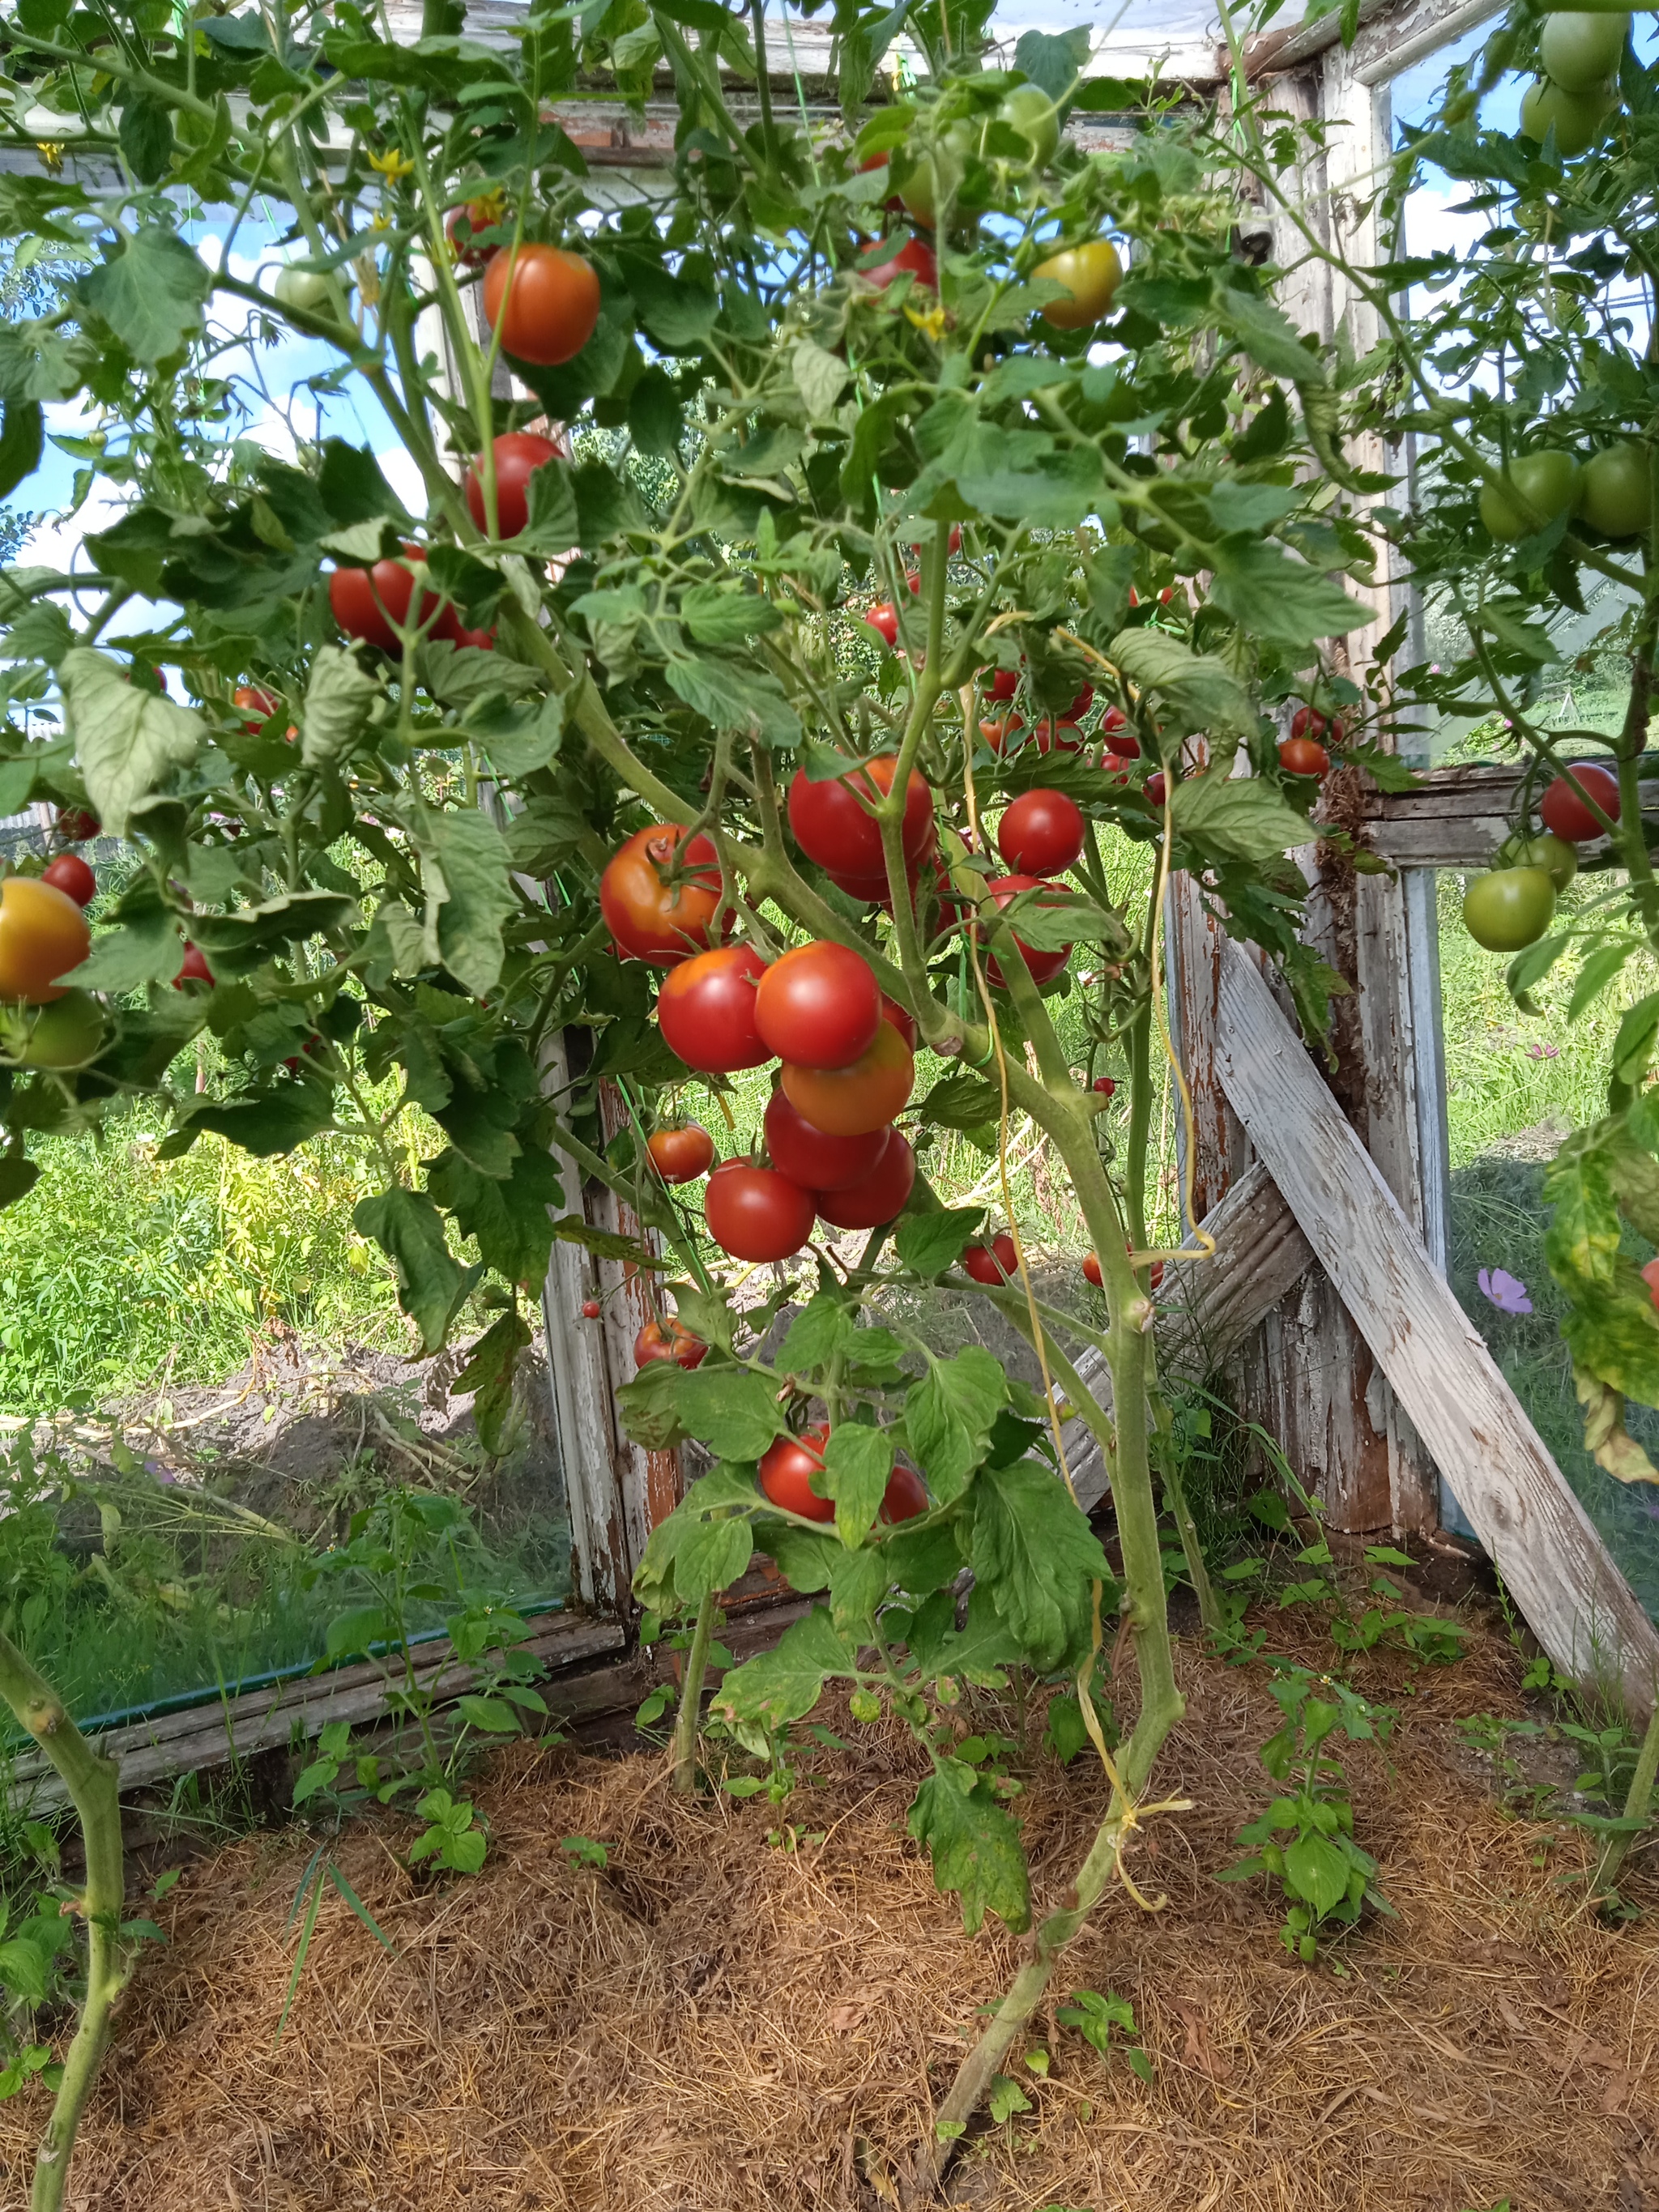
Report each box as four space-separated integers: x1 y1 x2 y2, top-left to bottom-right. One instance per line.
758 1425 834 1521
41 854 96 908
1580 443 1651 539
1033 239 1123 330
706 1161 816 1261
788 754 935 884
1030 718 1081 754
980 876 1070 988
633 1315 708 1370
1083 1251 1103 1286
464 432 563 539
755 940 881 1069
781 1019 914 1136
657 944 770 1072
646 1123 715 1183
233 684 279 731
1278 736 1330 778
963 1234 1017 1284
764 1088 886 1191
1540 762 1619 842
814 1128 915 1229
174 942 214 987
861 232 937 292
55 808 99 843
999 790 1085 876
482 243 601 366
981 714 1025 753
881 995 918 1050
1461 867 1556 952
19 988 104 1069
881 1462 929 1523
0 877 90 1004
987 667 1020 702
864 602 899 647
446 194 505 266
329 548 450 655
600 824 729 965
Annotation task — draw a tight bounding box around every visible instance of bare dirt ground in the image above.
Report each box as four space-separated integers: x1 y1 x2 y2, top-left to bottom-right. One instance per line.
1 1605 1653 2212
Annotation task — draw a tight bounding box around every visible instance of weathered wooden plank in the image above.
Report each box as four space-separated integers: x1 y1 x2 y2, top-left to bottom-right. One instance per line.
1362 762 1521 869
1244 0 1497 78
1212 938 1659 1707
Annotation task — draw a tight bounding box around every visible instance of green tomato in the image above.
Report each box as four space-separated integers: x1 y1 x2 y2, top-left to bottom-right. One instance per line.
1541 0 1652 12
1000 84 1060 168
1498 830 1580 889
1519 75 1620 156
1479 449 1583 540
1462 867 1557 952
1539 11 1630 89
20 989 104 1070
275 265 335 315
898 126 970 229
1580 442 1652 538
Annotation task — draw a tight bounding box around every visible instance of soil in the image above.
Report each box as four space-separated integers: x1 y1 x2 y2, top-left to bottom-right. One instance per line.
2 1603 1655 2212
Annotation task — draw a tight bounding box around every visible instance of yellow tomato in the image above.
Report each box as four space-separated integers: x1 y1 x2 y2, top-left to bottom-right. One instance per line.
0 876 92 1004
1033 240 1124 331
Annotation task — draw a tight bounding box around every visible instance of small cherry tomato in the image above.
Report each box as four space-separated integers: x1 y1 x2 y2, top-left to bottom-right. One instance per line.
814 1128 915 1229
998 789 1085 876
880 1462 929 1523
41 854 96 908
656 944 770 1073
765 1088 887 1191
987 667 1020 702
174 942 215 988
1100 711 1140 761
633 1315 708 1370
758 1425 835 1521
446 194 505 266
646 1123 715 1183
781 1020 914 1136
1290 705 1345 748
963 1234 1017 1284
1145 772 1167 808
980 875 1070 989
862 232 937 292
0 876 91 1004
329 547 451 655
1278 735 1331 778
581 1298 602 1319
980 714 1025 754
1083 1251 1103 1286
1066 684 1095 720
706 1161 816 1262
864 602 900 647
1540 763 1620 842
755 940 881 1070
233 684 279 731
600 824 730 965
464 432 564 539
482 242 601 366
1030 718 1082 754
788 754 935 884
1033 238 1123 330
1093 1076 1116 1097
55 808 99 844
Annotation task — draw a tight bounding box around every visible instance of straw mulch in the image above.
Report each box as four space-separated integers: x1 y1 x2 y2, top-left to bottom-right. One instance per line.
2 1612 1655 2212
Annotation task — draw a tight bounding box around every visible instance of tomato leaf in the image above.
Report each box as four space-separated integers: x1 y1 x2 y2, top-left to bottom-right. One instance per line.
450 1310 531 1454
0 1157 40 1211
894 1206 986 1277
1170 769 1309 865
914 1071 1001 1131
905 1348 1008 1502
821 1422 893 1548
426 1146 564 1286
59 649 205 837
902 1584 1022 1685
1108 627 1257 746
670 1367 791 1460
1611 992 1659 1089
672 1513 755 1604
417 808 518 1000
160 1086 335 1161
0 395 43 505
353 1186 483 1354
1567 940 1637 1023
907 1762 1030 1933
1207 538 1364 647
970 1458 1111 1672
76 226 212 364
711 1605 853 1736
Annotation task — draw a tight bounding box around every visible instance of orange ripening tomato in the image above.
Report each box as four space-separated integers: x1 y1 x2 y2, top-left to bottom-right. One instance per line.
0 877 91 1004
781 1019 914 1136
483 243 601 366
980 714 1025 753
633 1316 708 1370
599 825 730 965
813 1129 915 1230
646 1124 715 1184
1083 1251 1103 1286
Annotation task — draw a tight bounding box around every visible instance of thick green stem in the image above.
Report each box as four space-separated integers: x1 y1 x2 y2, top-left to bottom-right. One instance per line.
0 1637 129 2212
1593 1697 1659 1897
671 1588 719 1795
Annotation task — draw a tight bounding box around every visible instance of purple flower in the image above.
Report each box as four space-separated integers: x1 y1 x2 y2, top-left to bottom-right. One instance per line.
1526 1042 1560 1060
1478 1267 1533 1316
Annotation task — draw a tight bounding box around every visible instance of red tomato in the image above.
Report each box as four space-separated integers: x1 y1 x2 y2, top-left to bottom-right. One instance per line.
1083 1251 1103 1286
1066 684 1095 720
482 243 601 366
173 941 214 988
464 433 563 539
1278 736 1330 778
1290 705 1345 748
963 1234 1017 1284
764 1088 886 1191
0 877 90 1004
1145 772 1167 809
980 875 1070 988
781 1020 914 1136
864 602 899 647
858 150 904 213
600 825 729 965
55 807 99 844
987 667 1020 702
706 1161 816 1261
788 753 935 887
904 569 922 596
1540 763 1619 842
657 944 770 1072
1643 1257 1659 1311
581 1298 602 1319
1030 719 1081 755
329 548 452 654
41 854 96 909
881 995 918 1050
447 195 504 266
998 789 1085 876
755 940 881 1070
862 232 936 292
981 714 1025 753
758 1425 835 1521
633 1315 708 1370
233 684 279 731
646 1123 715 1183
1101 714 1139 760
814 1128 915 1229
881 1462 929 1522
1093 1075 1116 1097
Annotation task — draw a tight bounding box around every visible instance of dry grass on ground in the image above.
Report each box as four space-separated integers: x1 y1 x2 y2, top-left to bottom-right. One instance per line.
2 1613 1654 2212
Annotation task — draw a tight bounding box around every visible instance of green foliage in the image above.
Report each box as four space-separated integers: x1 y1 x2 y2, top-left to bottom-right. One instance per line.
1056 1987 1152 2081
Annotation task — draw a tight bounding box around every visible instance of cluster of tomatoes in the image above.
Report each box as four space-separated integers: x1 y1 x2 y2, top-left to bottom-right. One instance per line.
1519 11 1631 163
1461 763 1617 953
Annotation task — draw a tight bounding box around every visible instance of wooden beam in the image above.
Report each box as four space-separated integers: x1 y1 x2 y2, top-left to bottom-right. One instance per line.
1244 0 1497 79
1361 761 1521 869
1211 938 1659 1710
